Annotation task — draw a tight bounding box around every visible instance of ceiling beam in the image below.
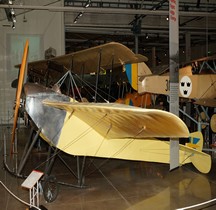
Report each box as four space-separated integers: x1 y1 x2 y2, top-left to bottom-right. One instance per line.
0 4 216 17
65 24 216 35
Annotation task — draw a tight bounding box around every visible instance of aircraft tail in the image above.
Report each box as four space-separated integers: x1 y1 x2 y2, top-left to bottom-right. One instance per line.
125 62 152 91
180 131 211 173
187 131 203 151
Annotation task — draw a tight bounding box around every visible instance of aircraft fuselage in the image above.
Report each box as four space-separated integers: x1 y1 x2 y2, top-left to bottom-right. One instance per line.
139 74 216 100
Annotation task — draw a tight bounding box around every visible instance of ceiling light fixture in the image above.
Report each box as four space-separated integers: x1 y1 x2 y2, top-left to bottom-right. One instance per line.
73 0 91 24
11 15 16 22
84 0 91 8
10 7 16 28
11 8 15 14
23 14 27 22
12 22 15 29
78 12 83 17
73 18 78 24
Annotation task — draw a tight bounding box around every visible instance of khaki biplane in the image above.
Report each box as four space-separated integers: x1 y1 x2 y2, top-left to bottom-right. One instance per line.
10 41 211 192
125 55 216 108
125 55 216 134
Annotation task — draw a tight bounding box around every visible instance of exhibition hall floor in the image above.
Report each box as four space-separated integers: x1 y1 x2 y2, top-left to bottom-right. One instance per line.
1 126 216 210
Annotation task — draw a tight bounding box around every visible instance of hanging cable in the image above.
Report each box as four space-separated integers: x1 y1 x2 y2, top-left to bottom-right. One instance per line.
206 0 209 57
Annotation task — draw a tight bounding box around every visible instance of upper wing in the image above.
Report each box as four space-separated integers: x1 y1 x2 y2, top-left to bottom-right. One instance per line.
43 101 189 139
24 42 147 85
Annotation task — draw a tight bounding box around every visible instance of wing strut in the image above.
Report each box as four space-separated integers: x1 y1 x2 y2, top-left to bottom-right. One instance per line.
94 49 102 102
10 40 29 154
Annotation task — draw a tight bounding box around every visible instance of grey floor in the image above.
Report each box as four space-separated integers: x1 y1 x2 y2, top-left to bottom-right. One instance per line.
1 125 216 210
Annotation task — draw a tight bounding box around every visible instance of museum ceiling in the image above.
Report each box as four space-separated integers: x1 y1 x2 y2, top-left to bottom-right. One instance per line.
0 0 216 55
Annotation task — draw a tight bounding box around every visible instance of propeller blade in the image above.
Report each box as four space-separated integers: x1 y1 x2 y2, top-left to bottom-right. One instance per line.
10 40 29 154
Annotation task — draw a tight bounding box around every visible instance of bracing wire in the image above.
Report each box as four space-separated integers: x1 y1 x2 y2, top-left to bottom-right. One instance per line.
32 108 144 177
93 164 132 208
34 113 108 170
73 73 116 102
85 127 145 176
198 77 216 100
63 66 117 102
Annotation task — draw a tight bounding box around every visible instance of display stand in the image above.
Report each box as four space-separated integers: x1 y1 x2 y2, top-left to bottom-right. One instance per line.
22 170 44 208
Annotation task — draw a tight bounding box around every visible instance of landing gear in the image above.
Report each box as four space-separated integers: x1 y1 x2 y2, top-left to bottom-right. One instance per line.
43 175 59 203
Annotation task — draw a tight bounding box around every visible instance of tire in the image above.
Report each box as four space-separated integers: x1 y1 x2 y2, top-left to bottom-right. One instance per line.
43 175 59 203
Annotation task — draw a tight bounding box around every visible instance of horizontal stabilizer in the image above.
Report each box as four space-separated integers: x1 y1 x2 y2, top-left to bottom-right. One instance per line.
181 131 211 173
180 144 211 174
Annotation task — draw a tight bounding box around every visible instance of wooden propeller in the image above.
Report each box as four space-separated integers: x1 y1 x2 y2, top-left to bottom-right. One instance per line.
10 40 29 154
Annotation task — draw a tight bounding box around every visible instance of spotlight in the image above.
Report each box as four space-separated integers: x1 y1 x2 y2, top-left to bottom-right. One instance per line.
85 0 91 8
11 8 15 15
74 0 91 23
11 12 16 23
12 17 16 22
78 12 83 17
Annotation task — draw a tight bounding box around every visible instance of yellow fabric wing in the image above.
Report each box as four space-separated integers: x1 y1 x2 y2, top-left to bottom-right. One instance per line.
43 101 189 139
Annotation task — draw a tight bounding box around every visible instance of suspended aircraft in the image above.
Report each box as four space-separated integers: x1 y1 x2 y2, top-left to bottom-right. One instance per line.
10 40 211 187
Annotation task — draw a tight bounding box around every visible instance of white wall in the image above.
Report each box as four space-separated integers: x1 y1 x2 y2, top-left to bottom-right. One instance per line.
0 1 64 123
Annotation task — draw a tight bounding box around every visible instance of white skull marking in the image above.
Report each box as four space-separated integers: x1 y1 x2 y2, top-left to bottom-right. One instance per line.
179 76 192 98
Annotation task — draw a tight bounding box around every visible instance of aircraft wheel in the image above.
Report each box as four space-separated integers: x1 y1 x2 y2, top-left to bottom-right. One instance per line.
210 114 216 133
43 175 59 203
198 112 208 129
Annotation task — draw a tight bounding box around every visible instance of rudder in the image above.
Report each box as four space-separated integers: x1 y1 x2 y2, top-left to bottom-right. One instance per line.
125 62 152 91
187 131 211 173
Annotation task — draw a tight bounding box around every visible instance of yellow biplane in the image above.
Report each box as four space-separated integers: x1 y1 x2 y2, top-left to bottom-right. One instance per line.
10 41 211 191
